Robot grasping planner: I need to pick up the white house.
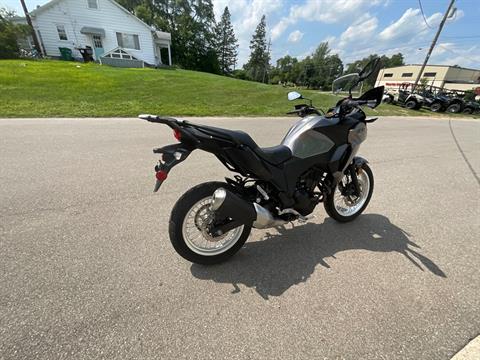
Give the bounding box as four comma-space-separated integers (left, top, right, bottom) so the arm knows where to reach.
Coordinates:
29, 0, 171, 66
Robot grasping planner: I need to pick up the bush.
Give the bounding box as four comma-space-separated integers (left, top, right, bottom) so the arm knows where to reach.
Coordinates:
232, 69, 247, 80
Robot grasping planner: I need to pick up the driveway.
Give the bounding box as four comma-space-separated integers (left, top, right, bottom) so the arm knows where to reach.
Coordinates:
1, 116, 479, 359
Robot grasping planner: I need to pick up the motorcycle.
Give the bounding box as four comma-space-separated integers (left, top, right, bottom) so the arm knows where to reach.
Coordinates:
141, 58, 384, 265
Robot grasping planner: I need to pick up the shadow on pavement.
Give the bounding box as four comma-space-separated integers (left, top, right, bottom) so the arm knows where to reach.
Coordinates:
190, 214, 446, 299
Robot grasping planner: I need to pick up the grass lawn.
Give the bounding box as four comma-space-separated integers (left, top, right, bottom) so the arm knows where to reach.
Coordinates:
0, 60, 476, 118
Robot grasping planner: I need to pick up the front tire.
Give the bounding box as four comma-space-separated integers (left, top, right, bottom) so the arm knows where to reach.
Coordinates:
405, 100, 417, 109
169, 182, 252, 265
324, 163, 374, 223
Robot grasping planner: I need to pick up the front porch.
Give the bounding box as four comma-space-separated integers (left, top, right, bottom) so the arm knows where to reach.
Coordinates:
154, 30, 172, 66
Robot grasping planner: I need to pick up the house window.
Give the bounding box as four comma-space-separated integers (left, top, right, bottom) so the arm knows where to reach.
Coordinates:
56, 25, 68, 40
103, 48, 139, 60
423, 72, 437, 77
87, 0, 98, 9
93, 35, 103, 49
401, 72, 413, 77
383, 73, 393, 78
116, 32, 140, 50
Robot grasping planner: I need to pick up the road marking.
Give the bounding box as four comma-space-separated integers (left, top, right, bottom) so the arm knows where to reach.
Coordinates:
449, 119, 480, 186
451, 336, 480, 360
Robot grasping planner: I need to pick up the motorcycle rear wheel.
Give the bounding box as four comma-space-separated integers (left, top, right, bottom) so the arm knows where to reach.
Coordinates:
169, 182, 252, 265
324, 163, 374, 223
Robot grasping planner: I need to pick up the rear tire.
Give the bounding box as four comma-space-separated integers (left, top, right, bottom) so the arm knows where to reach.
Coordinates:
463, 107, 473, 114
324, 163, 374, 223
169, 182, 252, 265
446, 103, 462, 113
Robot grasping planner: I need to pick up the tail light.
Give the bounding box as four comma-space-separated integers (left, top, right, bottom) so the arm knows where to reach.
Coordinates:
173, 129, 182, 141
156, 170, 168, 181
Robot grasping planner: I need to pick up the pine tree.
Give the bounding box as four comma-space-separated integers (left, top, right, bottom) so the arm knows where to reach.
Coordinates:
244, 15, 270, 83
214, 7, 238, 75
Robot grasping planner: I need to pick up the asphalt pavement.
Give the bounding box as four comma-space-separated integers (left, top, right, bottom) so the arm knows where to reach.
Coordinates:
1, 116, 479, 359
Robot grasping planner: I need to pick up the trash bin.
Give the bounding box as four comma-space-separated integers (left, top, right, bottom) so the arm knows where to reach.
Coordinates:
59, 47, 74, 61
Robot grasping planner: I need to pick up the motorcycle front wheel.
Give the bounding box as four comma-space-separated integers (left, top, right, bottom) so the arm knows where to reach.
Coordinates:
169, 182, 252, 265
324, 163, 374, 223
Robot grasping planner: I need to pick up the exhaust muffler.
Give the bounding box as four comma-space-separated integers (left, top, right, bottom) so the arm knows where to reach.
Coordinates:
211, 188, 286, 230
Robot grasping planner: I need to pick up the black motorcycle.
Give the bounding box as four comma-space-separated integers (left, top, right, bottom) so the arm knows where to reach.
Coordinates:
141, 58, 384, 264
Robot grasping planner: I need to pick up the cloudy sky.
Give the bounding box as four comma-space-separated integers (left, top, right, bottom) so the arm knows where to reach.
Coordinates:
2, 0, 479, 68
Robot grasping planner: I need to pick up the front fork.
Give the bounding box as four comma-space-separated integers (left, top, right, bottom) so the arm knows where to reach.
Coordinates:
341, 157, 369, 197
349, 165, 361, 197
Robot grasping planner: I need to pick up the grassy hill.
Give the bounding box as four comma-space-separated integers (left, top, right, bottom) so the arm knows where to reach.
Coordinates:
0, 60, 463, 118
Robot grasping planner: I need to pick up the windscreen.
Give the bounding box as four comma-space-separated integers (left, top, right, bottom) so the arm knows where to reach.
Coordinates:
332, 73, 362, 97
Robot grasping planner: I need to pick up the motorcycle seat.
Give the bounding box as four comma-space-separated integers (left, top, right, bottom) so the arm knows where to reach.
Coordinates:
255, 145, 292, 165
192, 124, 292, 165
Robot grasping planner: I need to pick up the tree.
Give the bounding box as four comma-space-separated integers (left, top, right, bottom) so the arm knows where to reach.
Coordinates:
271, 55, 299, 84
0, 8, 29, 59
214, 7, 238, 75
273, 42, 343, 90
117, 0, 219, 73
244, 15, 270, 83
346, 53, 405, 90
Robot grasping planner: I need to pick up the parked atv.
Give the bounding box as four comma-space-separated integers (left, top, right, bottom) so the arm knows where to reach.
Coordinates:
383, 84, 424, 110
421, 91, 448, 112
444, 93, 466, 114
462, 100, 480, 114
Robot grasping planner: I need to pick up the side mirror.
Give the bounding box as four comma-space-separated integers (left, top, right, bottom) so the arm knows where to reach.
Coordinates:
288, 91, 303, 101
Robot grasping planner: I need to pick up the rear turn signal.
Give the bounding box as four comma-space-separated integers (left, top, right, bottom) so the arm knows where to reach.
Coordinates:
173, 129, 182, 141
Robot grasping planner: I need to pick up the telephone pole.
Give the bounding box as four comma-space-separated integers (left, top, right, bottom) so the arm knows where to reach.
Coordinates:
19, 0, 43, 55
412, 0, 456, 91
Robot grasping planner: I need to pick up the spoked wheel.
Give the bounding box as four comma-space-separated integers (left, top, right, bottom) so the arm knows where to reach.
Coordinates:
324, 163, 374, 222
169, 182, 251, 265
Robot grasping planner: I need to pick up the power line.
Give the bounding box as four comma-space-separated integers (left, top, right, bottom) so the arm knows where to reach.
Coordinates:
441, 35, 480, 39
418, 0, 433, 29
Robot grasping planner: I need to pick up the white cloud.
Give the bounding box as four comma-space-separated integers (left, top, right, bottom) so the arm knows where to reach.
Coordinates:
430, 43, 480, 68
271, 18, 293, 40
379, 8, 442, 42
271, 0, 382, 40
287, 30, 304, 43
334, 6, 468, 65
338, 14, 378, 48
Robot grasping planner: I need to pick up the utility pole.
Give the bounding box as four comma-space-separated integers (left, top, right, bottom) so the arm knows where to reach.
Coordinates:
262, 38, 271, 83
19, 0, 43, 56
412, 0, 455, 91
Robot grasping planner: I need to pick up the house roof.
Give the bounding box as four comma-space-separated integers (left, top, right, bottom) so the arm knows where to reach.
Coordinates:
384, 64, 480, 73
30, 0, 158, 33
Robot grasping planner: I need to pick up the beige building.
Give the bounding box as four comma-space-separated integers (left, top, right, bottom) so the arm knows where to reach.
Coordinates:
375, 64, 480, 93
